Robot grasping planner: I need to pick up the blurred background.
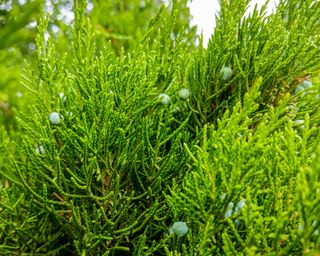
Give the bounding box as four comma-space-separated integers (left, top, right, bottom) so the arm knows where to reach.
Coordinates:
188, 0, 278, 47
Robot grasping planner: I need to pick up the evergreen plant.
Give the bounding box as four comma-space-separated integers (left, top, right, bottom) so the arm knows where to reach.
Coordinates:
0, 0, 320, 255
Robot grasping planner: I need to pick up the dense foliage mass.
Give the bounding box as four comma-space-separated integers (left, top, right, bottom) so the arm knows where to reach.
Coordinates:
0, 0, 320, 255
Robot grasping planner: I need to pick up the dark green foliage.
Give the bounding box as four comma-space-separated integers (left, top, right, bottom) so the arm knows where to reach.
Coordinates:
1, 0, 320, 255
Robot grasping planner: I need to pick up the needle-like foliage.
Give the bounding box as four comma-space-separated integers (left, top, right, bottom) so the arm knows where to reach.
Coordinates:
1, 0, 320, 255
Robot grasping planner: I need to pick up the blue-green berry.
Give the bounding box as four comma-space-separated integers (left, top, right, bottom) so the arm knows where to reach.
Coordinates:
294, 119, 304, 126
234, 219, 241, 227
35, 145, 45, 155
235, 199, 246, 213
220, 67, 233, 80
225, 202, 234, 218
158, 93, 170, 105
294, 119, 305, 129
301, 80, 312, 89
59, 92, 66, 101
295, 80, 313, 94
295, 85, 305, 94
169, 221, 188, 236
49, 112, 63, 125
178, 88, 190, 100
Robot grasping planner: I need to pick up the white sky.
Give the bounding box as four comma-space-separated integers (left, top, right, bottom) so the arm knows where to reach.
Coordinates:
189, 0, 279, 46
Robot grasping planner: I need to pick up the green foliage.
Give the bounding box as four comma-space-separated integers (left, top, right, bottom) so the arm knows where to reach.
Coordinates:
1, 0, 320, 255
187, 0, 320, 126
167, 80, 320, 254
0, 0, 41, 132
2, 0, 196, 254
89, 0, 196, 54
